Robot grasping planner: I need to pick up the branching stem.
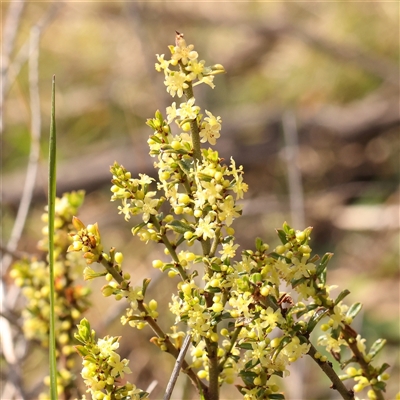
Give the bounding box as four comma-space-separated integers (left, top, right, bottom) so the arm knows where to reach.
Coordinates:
98, 256, 207, 396
341, 325, 385, 400
307, 341, 354, 400
205, 337, 219, 400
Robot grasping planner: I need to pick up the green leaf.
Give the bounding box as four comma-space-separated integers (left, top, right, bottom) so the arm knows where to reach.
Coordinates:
272, 336, 292, 362
155, 109, 164, 125
282, 222, 292, 234
177, 158, 193, 175
132, 222, 146, 235
319, 252, 333, 270
316, 253, 333, 285
156, 212, 164, 221
265, 294, 280, 310
346, 302, 362, 319
222, 235, 235, 244
291, 276, 307, 288
210, 263, 222, 272
244, 358, 260, 370
340, 356, 357, 369
330, 327, 341, 340
378, 363, 390, 375
295, 303, 318, 318
160, 144, 173, 151
334, 289, 351, 306
238, 342, 253, 350
269, 252, 292, 263
205, 286, 222, 293
142, 278, 151, 297
166, 219, 194, 234
220, 312, 231, 320
149, 134, 163, 144
372, 381, 386, 391
255, 237, 263, 251
239, 370, 258, 382
175, 234, 186, 247
307, 308, 329, 333
315, 263, 327, 278
276, 229, 288, 244
268, 394, 285, 400
161, 263, 175, 272
83, 355, 97, 364
197, 172, 213, 182
74, 345, 89, 357
368, 338, 387, 359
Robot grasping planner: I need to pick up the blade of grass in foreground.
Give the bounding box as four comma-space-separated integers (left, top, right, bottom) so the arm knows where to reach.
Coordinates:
48, 74, 58, 399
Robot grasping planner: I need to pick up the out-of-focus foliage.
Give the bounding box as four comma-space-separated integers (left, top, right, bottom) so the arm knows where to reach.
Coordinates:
1, 2, 399, 400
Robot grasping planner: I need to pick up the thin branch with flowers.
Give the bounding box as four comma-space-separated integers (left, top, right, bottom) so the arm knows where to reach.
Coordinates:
13, 31, 396, 400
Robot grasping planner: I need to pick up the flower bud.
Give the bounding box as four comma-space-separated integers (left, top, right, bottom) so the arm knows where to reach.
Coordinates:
152, 260, 164, 269
149, 299, 158, 311
115, 252, 124, 264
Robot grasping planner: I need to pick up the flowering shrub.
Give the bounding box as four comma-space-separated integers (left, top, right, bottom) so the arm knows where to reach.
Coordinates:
13, 32, 396, 400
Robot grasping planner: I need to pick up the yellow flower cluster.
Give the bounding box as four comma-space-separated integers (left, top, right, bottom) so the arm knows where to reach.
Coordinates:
75, 318, 148, 400
11, 191, 90, 398
65, 34, 393, 400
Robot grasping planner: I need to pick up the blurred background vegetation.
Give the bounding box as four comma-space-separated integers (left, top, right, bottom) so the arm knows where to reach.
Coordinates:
1, 1, 399, 399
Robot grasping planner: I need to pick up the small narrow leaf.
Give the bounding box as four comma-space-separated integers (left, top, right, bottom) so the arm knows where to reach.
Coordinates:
319, 252, 333, 270
276, 229, 288, 244
291, 276, 307, 288
330, 327, 341, 340
272, 336, 291, 362
268, 394, 285, 400
282, 222, 292, 234
316, 253, 333, 285
238, 343, 253, 350
346, 302, 363, 319
307, 308, 329, 333
372, 381, 386, 391
166, 220, 194, 234
334, 289, 351, 306
368, 338, 387, 359
269, 252, 292, 263
205, 286, 222, 293
340, 356, 357, 369
142, 278, 151, 297
378, 363, 390, 375
161, 263, 175, 272
210, 263, 222, 272
241, 369, 258, 378
149, 134, 163, 144
197, 172, 213, 182
74, 345, 89, 357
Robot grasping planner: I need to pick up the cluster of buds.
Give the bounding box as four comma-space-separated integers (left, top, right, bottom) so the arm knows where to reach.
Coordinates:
11, 191, 91, 399
68, 217, 103, 264
75, 319, 148, 400
67, 219, 160, 333
156, 31, 225, 97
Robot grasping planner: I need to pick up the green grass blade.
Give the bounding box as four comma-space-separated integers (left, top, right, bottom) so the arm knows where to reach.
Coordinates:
48, 74, 58, 399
